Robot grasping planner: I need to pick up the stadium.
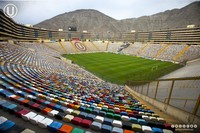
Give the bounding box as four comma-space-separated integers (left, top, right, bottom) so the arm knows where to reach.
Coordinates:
0, 1, 200, 133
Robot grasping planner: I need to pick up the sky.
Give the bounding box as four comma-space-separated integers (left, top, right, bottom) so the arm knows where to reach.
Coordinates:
0, 0, 198, 25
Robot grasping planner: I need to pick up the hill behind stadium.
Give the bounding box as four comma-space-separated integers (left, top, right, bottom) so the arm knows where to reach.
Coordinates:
35, 1, 200, 38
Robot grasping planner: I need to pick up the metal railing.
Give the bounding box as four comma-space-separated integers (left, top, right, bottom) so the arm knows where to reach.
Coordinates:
126, 77, 200, 116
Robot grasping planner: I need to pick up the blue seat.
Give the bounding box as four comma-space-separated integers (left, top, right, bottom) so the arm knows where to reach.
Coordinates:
53, 104, 61, 111
148, 110, 154, 113
60, 106, 67, 112
79, 106, 86, 111
6, 104, 17, 111
101, 124, 112, 133
120, 111, 128, 116
79, 112, 88, 119
0, 120, 15, 132
0, 100, 6, 108
129, 117, 138, 124
99, 111, 106, 117
2, 102, 11, 110
92, 109, 100, 115
47, 121, 63, 132
5, 124, 25, 133
103, 117, 113, 126
86, 114, 96, 121
152, 127, 163, 133
122, 121, 132, 130
112, 127, 123, 133
138, 118, 147, 125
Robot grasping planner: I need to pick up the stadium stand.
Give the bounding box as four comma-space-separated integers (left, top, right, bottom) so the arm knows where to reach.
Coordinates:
0, 42, 178, 133
0, 9, 200, 132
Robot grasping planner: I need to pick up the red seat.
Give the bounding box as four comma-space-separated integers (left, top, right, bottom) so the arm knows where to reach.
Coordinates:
128, 112, 135, 117
48, 102, 55, 108
114, 109, 120, 114
30, 103, 40, 110
80, 119, 92, 128
15, 109, 30, 117
38, 99, 45, 104
71, 117, 82, 125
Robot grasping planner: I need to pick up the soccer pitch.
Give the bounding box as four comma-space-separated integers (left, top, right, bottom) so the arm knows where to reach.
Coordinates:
63, 52, 182, 85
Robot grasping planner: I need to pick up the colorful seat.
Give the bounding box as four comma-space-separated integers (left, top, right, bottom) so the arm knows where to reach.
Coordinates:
58, 124, 73, 133
48, 121, 63, 132
91, 121, 102, 131
112, 127, 124, 133
101, 124, 112, 133
38, 118, 53, 128
80, 119, 92, 128
30, 115, 45, 124
112, 120, 122, 128
71, 128, 84, 133
22, 112, 37, 121
71, 117, 82, 125
63, 114, 74, 122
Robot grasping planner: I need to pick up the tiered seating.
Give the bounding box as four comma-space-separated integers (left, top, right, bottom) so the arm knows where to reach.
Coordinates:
92, 41, 107, 51
107, 42, 123, 52
0, 42, 175, 132
138, 44, 165, 58
0, 115, 35, 133
176, 45, 200, 62
121, 43, 200, 62
122, 43, 146, 56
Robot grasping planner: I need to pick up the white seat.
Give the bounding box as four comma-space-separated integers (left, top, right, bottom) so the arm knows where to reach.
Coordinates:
94, 115, 104, 123
112, 120, 122, 128
142, 125, 152, 133
30, 115, 45, 124
121, 115, 129, 121
48, 110, 59, 117
142, 115, 150, 121
163, 129, 173, 133
64, 108, 73, 114
22, 112, 37, 121
96, 106, 102, 110
0, 116, 7, 124
38, 118, 53, 128
21, 129, 36, 133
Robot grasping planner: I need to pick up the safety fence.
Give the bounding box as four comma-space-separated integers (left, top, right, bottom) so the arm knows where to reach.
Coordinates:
126, 77, 200, 116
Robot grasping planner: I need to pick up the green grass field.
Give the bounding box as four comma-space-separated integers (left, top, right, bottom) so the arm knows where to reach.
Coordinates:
63, 52, 182, 85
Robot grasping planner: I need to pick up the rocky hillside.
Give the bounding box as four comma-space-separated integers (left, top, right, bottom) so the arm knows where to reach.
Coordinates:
35, 1, 200, 37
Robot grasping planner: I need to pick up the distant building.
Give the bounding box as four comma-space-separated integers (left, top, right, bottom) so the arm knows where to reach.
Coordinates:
24, 24, 33, 27
187, 25, 195, 28
68, 26, 77, 31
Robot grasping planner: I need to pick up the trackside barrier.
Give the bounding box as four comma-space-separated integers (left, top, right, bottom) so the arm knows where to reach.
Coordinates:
126, 77, 200, 118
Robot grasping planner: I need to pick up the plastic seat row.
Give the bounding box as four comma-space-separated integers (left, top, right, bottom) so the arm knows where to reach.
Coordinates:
0, 99, 87, 133
0, 116, 36, 133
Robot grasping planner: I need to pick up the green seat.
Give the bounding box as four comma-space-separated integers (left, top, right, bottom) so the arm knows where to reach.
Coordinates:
85, 108, 93, 113
71, 128, 84, 133
106, 112, 114, 118
114, 114, 121, 120
108, 109, 114, 113
102, 107, 108, 112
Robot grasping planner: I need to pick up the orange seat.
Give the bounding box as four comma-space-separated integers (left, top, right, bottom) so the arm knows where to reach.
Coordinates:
58, 124, 73, 133
124, 129, 135, 133
21, 99, 29, 105
42, 107, 52, 114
